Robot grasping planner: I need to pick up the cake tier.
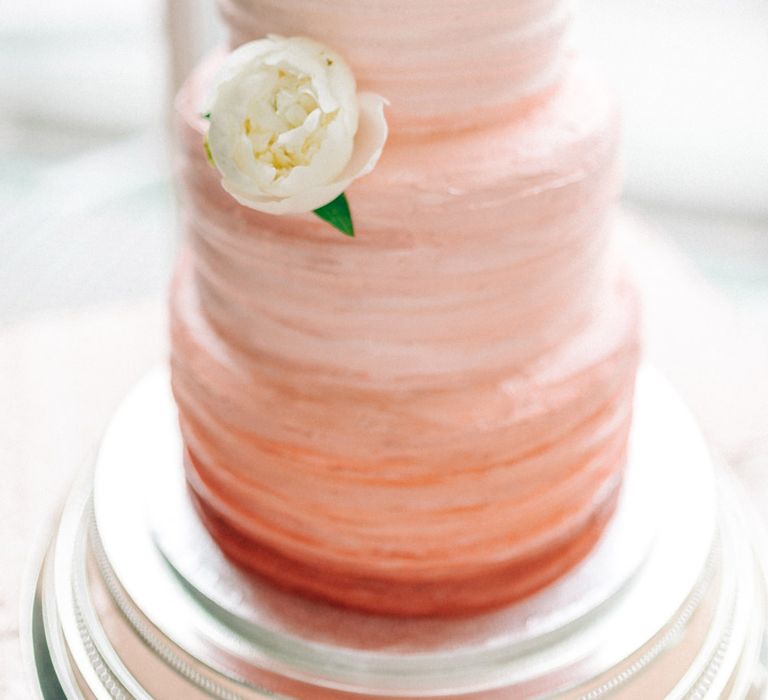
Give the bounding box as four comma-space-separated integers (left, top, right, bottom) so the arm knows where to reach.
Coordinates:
218, 0, 570, 130
170, 51, 640, 615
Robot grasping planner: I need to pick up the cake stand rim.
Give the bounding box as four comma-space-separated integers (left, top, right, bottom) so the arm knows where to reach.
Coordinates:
83, 363, 718, 692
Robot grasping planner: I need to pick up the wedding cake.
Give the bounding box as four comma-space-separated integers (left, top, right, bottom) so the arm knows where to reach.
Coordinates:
169, 0, 640, 616
27, 2, 768, 698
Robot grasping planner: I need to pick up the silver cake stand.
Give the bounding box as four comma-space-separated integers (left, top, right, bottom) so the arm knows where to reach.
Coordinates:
23, 368, 768, 699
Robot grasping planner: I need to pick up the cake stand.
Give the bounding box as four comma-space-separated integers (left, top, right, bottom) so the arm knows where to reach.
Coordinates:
23, 367, 768, 699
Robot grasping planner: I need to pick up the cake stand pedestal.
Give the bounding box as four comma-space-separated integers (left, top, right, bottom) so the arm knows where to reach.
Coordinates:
25, 368, 768, 698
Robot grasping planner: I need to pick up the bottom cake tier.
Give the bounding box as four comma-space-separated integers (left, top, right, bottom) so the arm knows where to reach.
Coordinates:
24, 367, 768, 699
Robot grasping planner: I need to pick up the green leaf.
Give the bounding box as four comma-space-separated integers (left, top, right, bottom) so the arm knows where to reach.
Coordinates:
203, 134, 215, 167
201, 112, 211, 120
313, 193, 355, 237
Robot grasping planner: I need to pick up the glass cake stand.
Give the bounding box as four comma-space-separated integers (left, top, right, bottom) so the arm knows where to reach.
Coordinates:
23, 367, 768, 699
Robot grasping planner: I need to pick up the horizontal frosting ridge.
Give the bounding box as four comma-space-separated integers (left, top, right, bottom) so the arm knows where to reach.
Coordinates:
217, 0, 572, 130
169, 23, 641, 614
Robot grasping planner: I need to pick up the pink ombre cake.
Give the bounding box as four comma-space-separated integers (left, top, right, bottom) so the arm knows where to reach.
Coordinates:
169, 0, 640, 616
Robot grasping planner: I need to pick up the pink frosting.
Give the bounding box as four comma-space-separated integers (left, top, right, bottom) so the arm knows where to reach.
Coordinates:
218, 0, 570, 131
169, 17, 640, 615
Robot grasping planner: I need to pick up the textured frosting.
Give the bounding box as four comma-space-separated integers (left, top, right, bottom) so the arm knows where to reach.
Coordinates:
170, 6, 640, 616
218, 0, 571, 131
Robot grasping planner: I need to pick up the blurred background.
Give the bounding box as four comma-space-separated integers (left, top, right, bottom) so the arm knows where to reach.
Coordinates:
0, 2, 766, 696
1, 0, 766, 323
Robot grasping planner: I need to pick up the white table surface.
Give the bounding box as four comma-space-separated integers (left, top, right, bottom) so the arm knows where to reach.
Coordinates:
1, 225, 767, 698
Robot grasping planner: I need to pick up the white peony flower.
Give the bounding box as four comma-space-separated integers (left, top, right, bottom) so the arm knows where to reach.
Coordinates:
204, 35, 388, 219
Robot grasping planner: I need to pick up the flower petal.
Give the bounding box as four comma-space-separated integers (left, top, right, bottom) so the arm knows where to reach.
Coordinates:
204, 36, 389, 217
339, 91, 389, 181
268, 114, 356, 197
222, 178, 348, 215
221, 90, 389, 215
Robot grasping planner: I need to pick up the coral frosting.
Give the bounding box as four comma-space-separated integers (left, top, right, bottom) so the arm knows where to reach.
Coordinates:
170, 0, 640, 615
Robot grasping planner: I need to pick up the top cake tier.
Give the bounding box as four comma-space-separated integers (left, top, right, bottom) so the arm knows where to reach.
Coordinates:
217, 0, 571, 129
